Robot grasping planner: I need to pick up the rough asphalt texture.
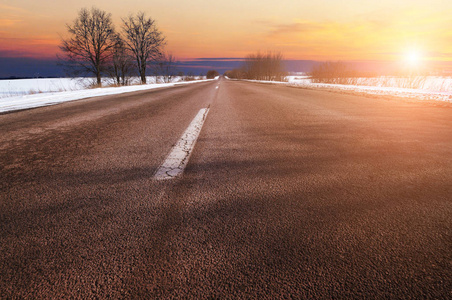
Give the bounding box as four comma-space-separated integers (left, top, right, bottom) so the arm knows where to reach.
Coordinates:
1, 78, 451, 298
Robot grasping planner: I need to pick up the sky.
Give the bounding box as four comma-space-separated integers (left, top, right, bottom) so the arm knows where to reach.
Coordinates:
1, 0, 451, 76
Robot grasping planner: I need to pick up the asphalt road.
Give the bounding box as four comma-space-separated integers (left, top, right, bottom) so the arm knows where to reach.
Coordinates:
1, 78, 451, 298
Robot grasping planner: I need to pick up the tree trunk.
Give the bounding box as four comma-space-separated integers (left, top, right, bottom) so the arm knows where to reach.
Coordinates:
140, 62, 147, 84
97, 72, 102, 87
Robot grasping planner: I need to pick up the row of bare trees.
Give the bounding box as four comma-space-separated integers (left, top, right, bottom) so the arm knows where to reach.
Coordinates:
225, 51, 287, 81
242, 52, 287, 81
59, 7, 173, 87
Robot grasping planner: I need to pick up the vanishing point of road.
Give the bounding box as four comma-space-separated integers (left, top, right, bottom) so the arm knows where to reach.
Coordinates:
1, 78, 451, 298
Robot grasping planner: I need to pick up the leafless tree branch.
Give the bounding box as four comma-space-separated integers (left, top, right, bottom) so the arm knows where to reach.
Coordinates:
122, 12, 166, 84
59, 7, 116, 87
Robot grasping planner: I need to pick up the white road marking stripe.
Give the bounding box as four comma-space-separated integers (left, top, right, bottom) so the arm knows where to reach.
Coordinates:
154, 108, 210, 180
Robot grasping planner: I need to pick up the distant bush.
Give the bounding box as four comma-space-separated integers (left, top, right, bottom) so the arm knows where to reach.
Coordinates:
225, 51, 287, 81
242, 51, 287, 81
206, 70, 219, 79
224, 69, 245, 79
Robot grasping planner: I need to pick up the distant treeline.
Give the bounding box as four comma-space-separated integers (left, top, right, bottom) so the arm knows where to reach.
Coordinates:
225, 51, 288, 81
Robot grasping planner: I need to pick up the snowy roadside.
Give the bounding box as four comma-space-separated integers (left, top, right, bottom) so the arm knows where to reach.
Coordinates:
243, 78, 452, 103
0, 79, 215, 113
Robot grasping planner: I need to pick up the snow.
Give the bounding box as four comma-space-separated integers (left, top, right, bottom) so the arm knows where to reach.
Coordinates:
0, 78, 89, 98
0, 76, 207, 98
0, 77, 215, 113
247, 76, 452, 103
2, 74, 450, 114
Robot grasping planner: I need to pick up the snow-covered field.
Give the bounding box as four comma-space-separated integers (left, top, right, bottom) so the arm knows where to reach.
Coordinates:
0, 78, 88, 98
0, 76, 213, 113
250, 76, 452, 102
0, 76, 205, 98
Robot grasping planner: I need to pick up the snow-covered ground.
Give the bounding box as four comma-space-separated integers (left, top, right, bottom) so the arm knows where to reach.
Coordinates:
249, 76, 452, 102
287, 75, 452, 91
0, 77, 214, 113
0, 78, 88, 98
2, 74, 450, 114
0, 76, 205, 98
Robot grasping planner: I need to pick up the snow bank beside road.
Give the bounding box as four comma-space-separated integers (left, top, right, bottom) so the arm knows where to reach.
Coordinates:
246, 76, 452, 103
0, 78, 88, 98
0, 79, 215, 113
0, 76, 209, 98
293, 82, 452, 102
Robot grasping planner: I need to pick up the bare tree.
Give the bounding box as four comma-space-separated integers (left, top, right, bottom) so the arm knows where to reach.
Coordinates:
242, 51, 287, 81
122, 12, 166, 84
59, 7, 116, 87
108, 35, 133, 85
155, 52, 177, 83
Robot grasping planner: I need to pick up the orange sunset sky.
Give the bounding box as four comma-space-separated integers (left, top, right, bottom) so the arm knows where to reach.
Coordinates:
1, 0, 451, 62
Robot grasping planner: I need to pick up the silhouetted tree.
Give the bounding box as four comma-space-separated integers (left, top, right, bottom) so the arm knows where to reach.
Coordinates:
107, 35, 133, 85
59, 7, 116, 87
122, 12, 166, 84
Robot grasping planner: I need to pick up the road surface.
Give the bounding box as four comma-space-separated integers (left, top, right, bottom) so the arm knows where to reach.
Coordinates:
1, 78, 451, 298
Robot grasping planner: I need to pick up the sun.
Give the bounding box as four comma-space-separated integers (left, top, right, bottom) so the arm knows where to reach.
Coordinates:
404, 49, 422, 67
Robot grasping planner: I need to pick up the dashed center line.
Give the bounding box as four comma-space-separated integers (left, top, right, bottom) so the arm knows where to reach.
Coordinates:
154, 108, 210, 180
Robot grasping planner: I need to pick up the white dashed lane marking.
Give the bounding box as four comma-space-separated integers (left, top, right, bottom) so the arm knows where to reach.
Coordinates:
154, 108, 210, 180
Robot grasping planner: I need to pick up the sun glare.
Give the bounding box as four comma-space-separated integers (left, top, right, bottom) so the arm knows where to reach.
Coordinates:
404, 49, 422, 66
